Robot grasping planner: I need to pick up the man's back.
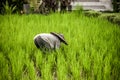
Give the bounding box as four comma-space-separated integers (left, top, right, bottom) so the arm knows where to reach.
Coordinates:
34, 33, 60, 50
34, 32, 68, 52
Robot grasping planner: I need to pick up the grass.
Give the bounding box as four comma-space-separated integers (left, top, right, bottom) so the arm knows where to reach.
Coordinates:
0, 12, 120, 80
83, 10, 120, 25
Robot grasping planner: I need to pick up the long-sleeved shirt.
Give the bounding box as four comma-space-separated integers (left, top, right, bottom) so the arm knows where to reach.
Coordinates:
34, 33, 61, 50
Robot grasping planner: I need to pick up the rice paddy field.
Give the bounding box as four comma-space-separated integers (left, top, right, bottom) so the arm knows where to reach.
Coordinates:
0, 12, 120, 80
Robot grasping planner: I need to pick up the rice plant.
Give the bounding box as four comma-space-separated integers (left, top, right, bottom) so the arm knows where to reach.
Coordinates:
0, 12, 120, 80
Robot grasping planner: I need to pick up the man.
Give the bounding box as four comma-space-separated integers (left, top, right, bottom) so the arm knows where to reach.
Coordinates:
34, 32, 68, 52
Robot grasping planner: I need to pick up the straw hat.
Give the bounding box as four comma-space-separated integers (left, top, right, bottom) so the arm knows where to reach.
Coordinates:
50, 32, 68, 45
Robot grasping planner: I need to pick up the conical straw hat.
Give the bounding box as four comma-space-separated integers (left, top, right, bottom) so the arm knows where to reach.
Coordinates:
50, 32, 68, 45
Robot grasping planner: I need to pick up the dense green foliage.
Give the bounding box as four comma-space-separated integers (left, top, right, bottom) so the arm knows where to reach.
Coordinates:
83, 10, 120, 25
0, 0, 24, 14
0, 12, 120, 80
112, 0, 120, 12
99, 13, 120, 25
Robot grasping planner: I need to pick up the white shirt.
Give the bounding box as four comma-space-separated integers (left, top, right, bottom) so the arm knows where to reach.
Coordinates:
34, 33, 61, 49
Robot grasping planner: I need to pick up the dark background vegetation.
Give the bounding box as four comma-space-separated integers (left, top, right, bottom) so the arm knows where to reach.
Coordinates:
112, 0, 120, 12
0, 0, 120, 14
0, 0, 25, 14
